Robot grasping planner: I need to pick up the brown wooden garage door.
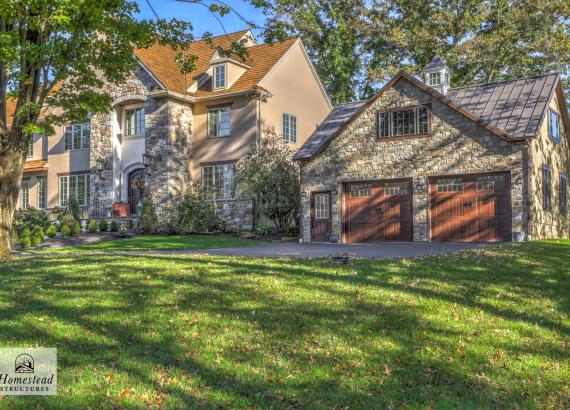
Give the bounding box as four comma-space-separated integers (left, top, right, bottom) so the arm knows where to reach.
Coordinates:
429, 172, 511, 242
344, 179, 413, 243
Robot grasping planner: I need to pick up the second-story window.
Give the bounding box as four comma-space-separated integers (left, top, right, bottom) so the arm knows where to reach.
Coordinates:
125, 106, 145, 137
213, 64, 226, 89
549, 109, 561, 143
378, 106, 430, 138
283, 114, 297, 143
208, 107, 231, 138
64, 123, 90, 150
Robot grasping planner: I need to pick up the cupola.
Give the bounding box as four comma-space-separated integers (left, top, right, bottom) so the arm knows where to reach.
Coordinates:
424, 55, 451, 95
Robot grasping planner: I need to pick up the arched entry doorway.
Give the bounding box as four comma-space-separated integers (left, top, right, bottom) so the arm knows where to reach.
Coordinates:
127, 168, 145, 215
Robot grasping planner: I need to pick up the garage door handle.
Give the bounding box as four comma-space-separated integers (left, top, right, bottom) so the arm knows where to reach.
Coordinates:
464, 201, 473, 209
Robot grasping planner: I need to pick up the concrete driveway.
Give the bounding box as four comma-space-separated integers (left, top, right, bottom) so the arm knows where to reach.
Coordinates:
174, 241, 493, 259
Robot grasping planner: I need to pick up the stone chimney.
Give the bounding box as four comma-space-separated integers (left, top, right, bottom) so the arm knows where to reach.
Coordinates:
424, 55, 451, 95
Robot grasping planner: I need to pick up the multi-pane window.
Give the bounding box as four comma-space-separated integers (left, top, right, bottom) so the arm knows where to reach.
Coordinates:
543, 166, 552, 211
350, 183, 372, 197
315, 193, 330, 219
59, 174, 90, 206
549, 109, 560, 143
283, 114, 297, 143
213, 64, 226, 89
27, 138, 34, 158
560, 173, 567, 215
477, 174, 506, 192
437, 178, 463, 192
125, 107, 145, 137
378, 106, 429, 138
20, 180, 29, 210
208, 107, 231, 137
385, 181, 409, 196
64, 123, 90, 150
37, 177, 47, 209
202, 164, 235, 199
428, 72, 442, 86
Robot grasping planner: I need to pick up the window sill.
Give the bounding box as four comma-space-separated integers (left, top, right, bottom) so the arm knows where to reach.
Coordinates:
208, 135, 231, 139
65, 148, 90, 152
377, 133, 431, 142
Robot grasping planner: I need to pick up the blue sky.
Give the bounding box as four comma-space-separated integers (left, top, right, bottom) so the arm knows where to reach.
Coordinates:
136, 0, 267, 40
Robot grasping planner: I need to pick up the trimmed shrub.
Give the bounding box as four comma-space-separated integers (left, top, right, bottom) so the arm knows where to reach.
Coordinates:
159, 204, 181, 235
19, 225, 31, 239
98, 219, 109, 232
31, 225, 45, 241
87, 220, 98, 233
11, 229, 20, 247
178, 183, 221, 233
46, 225, 57, 239
21, 234, 31, 248
138, 195, 158, 234
72, 221, 82, 235
31, 233, 42, 247
110, 220, 120, 233
61, 225, 71, 237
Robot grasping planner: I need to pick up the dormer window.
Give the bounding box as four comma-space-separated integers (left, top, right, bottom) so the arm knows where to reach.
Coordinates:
213, 64, 226, 90
428, 72, 442, 86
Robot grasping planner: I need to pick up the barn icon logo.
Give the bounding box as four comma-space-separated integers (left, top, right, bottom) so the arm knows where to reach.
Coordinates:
14, 354, 34, 373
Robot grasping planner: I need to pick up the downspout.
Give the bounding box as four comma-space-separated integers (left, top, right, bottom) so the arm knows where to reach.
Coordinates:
526, 139, 534, 240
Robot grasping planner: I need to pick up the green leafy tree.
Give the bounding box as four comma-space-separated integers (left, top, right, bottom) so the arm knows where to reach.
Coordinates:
236, 133, 300, 234
178, 183, 221, 233
365, 0, 570, 94
263, 0, 367, 104
0, 0, 263, 260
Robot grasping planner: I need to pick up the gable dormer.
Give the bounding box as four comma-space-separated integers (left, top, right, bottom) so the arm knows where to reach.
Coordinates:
208, 51, 251, 92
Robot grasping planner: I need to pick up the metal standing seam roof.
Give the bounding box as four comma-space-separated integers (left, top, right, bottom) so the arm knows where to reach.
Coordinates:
446, 73, 560, 139
293, 101, 366, 160
295, 72, 563, 160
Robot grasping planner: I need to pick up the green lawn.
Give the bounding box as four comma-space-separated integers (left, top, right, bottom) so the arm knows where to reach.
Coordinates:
25, 234, 266, 254
1, 241, 568, 409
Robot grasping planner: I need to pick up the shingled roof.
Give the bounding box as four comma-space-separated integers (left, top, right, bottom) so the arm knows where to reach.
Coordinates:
295, 71, 567, 160
135, 31, 299, 99
293, 101, 366, 160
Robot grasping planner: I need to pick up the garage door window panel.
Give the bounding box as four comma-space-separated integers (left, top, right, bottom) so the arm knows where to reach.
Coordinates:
351, 183, 372, 197
437, 178, 463, 192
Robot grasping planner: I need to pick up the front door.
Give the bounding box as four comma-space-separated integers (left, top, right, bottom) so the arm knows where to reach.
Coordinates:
128, 168, 146, 215
344, 179, 413, 243
311, 192, 332, 242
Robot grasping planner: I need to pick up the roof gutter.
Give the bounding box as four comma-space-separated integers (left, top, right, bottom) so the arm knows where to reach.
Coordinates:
148, 88, 269, 104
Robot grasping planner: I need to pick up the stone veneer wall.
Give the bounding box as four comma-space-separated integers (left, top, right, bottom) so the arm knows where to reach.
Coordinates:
300, 78, 529, 242
529, 93, 570, 239
90, 65, 193, 214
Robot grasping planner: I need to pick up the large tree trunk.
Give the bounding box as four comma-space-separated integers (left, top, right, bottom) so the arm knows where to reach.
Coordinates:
0, 148, 25, 260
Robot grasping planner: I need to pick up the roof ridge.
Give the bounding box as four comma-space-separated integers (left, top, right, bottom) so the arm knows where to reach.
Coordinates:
334, 100, 368, 108
450, 72, 558, 91
246, 36, 298, 50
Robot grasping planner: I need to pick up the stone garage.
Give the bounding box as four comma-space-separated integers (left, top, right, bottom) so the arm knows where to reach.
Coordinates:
294, 57, 570, 243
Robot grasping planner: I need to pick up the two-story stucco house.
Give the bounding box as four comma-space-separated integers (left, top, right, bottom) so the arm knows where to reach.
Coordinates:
15, 30, 332, 227
295, 56, 570, 243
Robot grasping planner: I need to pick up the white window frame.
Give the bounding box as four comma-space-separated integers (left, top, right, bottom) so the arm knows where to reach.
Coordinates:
283, 113, 297, 143
37, 177, 48, 209
124, 105, 145, 137
20, 180, 30, 210
64, 123, 91, 151
213, 64, 227, 90
428, 72, 442, 86
549, 109, 561, 143
202, 164, 236, 200
315, 193, 330, 220
27, 137, 34, 158
208, 106, 231, 138
58, 174, 91, 207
